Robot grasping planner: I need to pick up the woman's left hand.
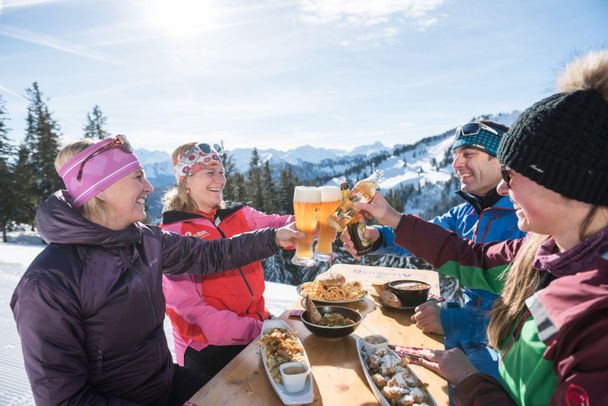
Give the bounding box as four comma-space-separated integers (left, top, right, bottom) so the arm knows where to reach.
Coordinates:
275, 222, 304, 249
411, 348, 478, 385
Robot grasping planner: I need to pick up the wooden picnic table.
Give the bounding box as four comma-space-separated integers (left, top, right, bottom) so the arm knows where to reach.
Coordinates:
188, 264, 449, 405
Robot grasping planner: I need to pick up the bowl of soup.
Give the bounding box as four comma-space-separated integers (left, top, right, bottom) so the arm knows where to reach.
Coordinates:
387, 280, 430, 307
301, 306, 362, 338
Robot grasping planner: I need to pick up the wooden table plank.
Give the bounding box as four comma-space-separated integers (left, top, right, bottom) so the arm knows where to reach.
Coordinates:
188, 264, 449, 405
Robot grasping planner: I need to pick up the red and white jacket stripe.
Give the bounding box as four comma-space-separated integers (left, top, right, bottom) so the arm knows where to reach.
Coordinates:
161, 204, 293, 365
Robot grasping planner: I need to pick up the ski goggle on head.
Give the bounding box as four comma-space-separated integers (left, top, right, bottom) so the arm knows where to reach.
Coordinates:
174, 142, 224, 183
452, 122, 506, 157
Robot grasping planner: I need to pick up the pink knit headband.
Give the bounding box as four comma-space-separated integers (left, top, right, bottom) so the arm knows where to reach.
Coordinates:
58, 136, 143, 207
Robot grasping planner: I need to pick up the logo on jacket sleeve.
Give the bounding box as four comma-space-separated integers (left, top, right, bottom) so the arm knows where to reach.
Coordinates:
185, 230, 210, 238
565, 384, 589, 406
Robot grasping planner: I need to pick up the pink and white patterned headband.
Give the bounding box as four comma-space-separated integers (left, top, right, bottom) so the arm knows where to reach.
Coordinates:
173, 142, 223, 183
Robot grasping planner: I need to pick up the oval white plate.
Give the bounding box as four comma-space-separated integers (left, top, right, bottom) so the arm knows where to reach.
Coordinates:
355, 337, 437, 406
260, 319, 314, 405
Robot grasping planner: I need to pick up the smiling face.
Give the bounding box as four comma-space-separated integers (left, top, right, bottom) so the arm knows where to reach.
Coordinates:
452, 147, 502, 197
185, 165, 226, 213
96, 169, 154, 230
497, 168, 599, 249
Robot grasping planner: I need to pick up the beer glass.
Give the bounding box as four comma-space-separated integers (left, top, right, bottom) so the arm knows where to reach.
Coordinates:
292, 186, 321, 266
314, 186, 341, 261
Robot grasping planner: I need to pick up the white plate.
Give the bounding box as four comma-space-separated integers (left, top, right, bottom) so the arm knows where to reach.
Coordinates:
260, 319, 314, 405
355, 337, 437, 406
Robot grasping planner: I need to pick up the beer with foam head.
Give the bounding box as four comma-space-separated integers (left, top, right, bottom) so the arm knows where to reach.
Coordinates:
314, 186, 341, 261
292, 186, 321, 266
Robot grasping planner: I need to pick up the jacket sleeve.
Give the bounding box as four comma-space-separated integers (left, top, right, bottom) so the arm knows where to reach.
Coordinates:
371, 210, 455, 256
11, 270, 141, 406
547, 304, 608, 405
241, 206, 294, 228
393, 214, 522, 294
162, 275, 261, 347
453, 373, 517, 405
159, 227, 279, 275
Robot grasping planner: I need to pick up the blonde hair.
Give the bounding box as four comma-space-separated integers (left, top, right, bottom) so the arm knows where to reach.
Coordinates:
487, 207, 601, 348
162, 142, 199, 213
54, 139, 110, 225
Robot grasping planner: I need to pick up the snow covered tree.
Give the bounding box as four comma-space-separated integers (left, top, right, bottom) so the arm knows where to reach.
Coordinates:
83, 105, 110, 139
24, 82, 63, 204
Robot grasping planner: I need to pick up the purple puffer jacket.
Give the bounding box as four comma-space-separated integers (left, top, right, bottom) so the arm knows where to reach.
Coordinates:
11, 191, 280, 405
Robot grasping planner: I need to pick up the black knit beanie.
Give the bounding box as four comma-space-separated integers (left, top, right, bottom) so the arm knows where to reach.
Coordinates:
498, 73, 608, 206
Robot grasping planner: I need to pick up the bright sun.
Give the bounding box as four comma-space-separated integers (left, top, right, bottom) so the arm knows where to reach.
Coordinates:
142, 0, 220, 37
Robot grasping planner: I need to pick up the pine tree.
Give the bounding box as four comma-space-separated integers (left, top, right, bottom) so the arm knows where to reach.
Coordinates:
25, 82, 63, 205
11, 143, 37, 229
260, 160, 276, 213
246, 148, 264, 210
220, 142, 239, 202
83, 105, 110, 139
0, 96, 15, 241
277, 165, 298, 214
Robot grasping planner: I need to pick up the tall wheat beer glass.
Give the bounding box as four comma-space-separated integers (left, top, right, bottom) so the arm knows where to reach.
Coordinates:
314, 186, 341, 261
292, 186, 321, 266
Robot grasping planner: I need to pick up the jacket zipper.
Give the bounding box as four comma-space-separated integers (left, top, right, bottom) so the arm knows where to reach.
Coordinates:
213, 221, 260, 320
120, 248, 159, 326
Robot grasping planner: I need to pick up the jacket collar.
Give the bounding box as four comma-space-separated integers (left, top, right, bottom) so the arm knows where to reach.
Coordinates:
36, 190, 143, 247
161, 202, 246, 226
534, 227, 608, 277
457, 187, 507, 214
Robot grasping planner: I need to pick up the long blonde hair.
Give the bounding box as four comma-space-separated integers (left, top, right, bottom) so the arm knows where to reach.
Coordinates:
487, 207, 600, 348
54, 139, 110, 225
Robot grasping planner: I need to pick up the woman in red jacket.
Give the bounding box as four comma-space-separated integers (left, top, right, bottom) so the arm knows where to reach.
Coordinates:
161, 142, 293, 377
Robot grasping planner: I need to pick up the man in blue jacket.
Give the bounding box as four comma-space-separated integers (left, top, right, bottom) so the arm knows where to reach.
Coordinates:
343, 120, 525, 382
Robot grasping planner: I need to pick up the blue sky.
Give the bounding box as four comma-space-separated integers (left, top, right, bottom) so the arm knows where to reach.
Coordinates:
0, 0, 606, 153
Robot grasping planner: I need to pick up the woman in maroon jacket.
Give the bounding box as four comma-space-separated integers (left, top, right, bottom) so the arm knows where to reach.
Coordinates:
349, 50, 608, 405
11, 136, 300, 405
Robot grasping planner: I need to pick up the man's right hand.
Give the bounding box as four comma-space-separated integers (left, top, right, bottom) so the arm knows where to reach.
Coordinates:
339, 226, 380, 260
411, 300, 444, 335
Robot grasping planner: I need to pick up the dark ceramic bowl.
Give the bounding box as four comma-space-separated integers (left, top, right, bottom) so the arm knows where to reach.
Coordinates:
387, 280, 430, 307
301, 306, 361, 338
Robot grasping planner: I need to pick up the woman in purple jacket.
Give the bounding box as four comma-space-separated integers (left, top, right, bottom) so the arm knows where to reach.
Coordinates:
10, 136, 300, 406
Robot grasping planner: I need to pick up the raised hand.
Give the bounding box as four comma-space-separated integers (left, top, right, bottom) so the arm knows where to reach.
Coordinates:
354, 192, 402, 228
339, 226, 380, 259
275, 222, 304, 249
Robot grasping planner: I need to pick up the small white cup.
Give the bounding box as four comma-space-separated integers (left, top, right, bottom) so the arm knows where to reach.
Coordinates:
279, 361, 309, 393
362, 334, 389, 354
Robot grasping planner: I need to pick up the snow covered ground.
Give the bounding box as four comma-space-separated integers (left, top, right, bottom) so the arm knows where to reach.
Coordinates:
0, 239, 297, 405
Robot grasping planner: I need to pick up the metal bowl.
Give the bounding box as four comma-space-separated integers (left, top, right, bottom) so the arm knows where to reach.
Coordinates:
387, 279, 430, 307
301, 306, 362, 338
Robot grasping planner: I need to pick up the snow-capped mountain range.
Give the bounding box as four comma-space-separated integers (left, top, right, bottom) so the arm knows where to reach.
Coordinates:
140, 111, 520, 220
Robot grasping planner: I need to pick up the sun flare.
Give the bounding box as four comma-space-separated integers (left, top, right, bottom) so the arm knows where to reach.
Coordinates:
141, 0, 220, 37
